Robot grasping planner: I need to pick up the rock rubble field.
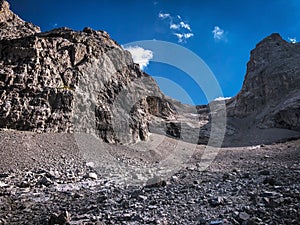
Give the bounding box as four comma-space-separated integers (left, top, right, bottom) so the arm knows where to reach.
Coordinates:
0, 131, 299, 224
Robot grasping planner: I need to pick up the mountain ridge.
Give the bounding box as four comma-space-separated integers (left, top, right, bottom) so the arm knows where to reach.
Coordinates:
0, 0, 176, 144
0, 0, 299, 146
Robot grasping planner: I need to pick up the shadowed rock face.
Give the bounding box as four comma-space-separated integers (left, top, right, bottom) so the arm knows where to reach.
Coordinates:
227, 33, 300, 131
0, 1, 176, 144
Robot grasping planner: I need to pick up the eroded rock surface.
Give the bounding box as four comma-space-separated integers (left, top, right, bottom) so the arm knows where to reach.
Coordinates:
0, 0, 40, 40
0, 1, 176, 144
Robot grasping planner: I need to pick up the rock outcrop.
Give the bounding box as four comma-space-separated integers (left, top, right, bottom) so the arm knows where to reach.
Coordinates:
0, 0, 40, 40
227, 33, 300, 131
0, 1, 176, 144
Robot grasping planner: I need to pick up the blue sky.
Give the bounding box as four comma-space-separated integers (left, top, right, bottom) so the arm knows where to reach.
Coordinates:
9, 0, 300, 105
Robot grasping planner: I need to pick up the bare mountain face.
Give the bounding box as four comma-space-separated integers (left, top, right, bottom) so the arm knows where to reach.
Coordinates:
0, 0, 40, 40
0, 0, 176, 144
0, 0, 299, 146
227, 33, 300, 131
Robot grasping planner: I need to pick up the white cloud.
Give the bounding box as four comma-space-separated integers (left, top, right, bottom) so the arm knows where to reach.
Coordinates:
288, 37, 297, 44
124, 46, 153, 70
170, 23, 180, 30
180, 21, 191, 31
184, 33, 194, 38
174, 33, 184, 42
173, 33, 194, 43
51, 23, 58, 28
212, 26, 225, 41
158, 13, 170, 19
214, 96, 231, 101
158, 12, 194, 43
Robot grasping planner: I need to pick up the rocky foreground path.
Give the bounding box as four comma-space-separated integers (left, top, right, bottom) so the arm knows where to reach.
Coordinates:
0, 131, 299, 225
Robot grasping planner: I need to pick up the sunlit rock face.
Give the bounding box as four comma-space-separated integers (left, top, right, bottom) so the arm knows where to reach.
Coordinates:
0, 1, 176, 144
0, 0, 40, 40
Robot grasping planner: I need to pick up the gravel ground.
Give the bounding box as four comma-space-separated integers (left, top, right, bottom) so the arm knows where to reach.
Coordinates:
0, 130, 299, 224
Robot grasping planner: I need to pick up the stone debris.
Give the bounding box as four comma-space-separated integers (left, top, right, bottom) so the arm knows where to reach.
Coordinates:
0, 139, 299, 224
48, 211, 71, 225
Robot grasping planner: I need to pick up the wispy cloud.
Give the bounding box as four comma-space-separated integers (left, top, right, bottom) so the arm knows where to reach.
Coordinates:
124, 46, 153, 70
158, 13, 171, 19
170, 23, 180, 30
158, 12, 194, 43
288, 37, 297, 44
212, 26, 226, 41
179, 21, 191, 31
174, 33, 194, 43
50, 23, 58, 28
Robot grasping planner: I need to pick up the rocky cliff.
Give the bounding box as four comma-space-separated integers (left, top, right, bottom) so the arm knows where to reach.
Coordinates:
0, 0, 299, 147
227, 33, 300, 131
0, 0, 176, 144
0, 0, 40, 40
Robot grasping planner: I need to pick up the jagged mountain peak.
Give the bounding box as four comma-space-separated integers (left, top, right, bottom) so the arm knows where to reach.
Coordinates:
0, 0, 13, 22
253, 33, 297, 52
0, 0, 40, 40
0, 0, 9, 12
259, 33, 285, 44
0, 6, 176, 144
247, 33, 292, 72
228, 32, 300, 131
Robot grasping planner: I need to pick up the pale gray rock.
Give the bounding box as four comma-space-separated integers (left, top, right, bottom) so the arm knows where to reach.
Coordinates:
87, 172, 97, 180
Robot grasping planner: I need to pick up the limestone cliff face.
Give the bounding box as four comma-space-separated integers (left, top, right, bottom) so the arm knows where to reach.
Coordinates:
228, 33, 300, 131
0, 1, 176, 144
